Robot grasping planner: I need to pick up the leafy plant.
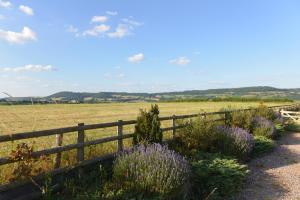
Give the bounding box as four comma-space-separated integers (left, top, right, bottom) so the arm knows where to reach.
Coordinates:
109, 143, 191, 199
191, 153, 248, 200
133, 104, 162, 144
251, 136, 275, 158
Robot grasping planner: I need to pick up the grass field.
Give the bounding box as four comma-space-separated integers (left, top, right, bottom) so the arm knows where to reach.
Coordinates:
0, 102, 289, 134
0, 102, 293, 184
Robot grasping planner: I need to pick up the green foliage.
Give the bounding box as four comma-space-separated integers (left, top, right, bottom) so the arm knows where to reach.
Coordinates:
284, 123, 300, 132
230, 110, 254, 131
251, 136, 275, 158
190, 153, 248, 200
133, 104, 163, 144
254, 104, 277, 121
176, 116, 219, 153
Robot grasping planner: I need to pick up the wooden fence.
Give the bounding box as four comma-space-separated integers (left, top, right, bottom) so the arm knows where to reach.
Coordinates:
0, 104, 297, 171
0, 103, 298, 200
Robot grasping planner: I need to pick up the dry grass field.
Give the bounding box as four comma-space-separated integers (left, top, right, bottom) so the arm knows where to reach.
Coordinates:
0, 102, 291, 184
0, 102, 288, 134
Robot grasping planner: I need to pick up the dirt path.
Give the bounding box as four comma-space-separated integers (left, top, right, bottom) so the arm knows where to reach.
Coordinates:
235, 132, 300, 200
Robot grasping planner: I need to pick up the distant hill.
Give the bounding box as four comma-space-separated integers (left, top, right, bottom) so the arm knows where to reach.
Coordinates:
1, 86, 300, 104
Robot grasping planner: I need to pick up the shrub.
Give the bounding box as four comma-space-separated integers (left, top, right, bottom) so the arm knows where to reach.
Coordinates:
110, 143, 190, 199
274, 111, 284, 125
214, 126, 254, 159
230, 110, 254, 131
176, 116, 219, 153
253, 104, 278, 122
251, 136, 275, 157
191, 153, 248, 200
133, 104, 162, 144
252, 117, 276, 138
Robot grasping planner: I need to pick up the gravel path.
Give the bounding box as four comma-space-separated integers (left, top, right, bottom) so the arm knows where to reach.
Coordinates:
235, 132, 300, 200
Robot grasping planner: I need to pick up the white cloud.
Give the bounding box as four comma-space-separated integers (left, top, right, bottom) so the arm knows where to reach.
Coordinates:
106, 11, 118, 16
0, 14, 4, 20
0, 26, 37, 44
169, 57, 191, 66
128, 53, 144, 63
122, 18, 143, 26
19, 5, 34, 16
0, 0, 12, 8
107, 17, 142, 39
107, 24, 130, 38
83, 24, 110, 36
66, 25, 78, 33
1, 64, 56, 73
91, 16, 108, 23
194, 51, 201, 55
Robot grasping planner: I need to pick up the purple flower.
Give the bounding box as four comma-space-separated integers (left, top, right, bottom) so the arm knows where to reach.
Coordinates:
215, 126, 254, 159
113, 143, 190, 196
253, 116, 276, 138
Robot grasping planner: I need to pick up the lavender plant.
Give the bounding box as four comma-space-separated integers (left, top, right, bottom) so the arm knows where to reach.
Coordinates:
252, 116, 276, 138
214, 126, 254, 159
112, 143, 191, 198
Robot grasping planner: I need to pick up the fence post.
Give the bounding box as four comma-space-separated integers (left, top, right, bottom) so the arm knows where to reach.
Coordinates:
172, 115, 176, 139
117, 120, 123, 152
224, 112, 230, 126
77, 123, 85, 162
54, 133, 63, 168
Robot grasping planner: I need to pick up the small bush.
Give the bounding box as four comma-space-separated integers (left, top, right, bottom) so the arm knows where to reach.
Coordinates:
231, 110, 254, 131
133, 104, 162, 144
191, 153, 248, 200
253, 117, 276, 138
254, 104, 277, 122
110, 143, 190, 199
176, 116, 218, 153
214, 126, 254, 159
251, 136, 275, 157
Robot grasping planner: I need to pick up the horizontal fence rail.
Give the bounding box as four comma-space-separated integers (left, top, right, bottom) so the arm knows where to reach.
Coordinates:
0, 104, 297, 169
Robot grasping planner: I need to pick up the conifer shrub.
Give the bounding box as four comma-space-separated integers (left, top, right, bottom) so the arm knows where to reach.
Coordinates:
133, 104, 162, 144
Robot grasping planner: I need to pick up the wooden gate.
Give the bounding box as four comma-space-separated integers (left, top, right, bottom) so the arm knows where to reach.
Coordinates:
280, 110, 300, 122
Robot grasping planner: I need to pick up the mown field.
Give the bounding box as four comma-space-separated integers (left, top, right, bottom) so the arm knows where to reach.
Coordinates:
0, 102, 290, 134
0, 102, 293, 185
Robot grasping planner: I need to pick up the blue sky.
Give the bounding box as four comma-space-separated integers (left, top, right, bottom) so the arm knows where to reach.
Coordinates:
0, 0, 300, 97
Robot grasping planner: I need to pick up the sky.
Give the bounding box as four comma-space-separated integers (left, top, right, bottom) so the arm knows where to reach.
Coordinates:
0, 0, 300, 97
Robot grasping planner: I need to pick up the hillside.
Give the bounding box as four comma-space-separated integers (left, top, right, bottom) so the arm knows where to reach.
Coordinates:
1, 86, 299, 103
